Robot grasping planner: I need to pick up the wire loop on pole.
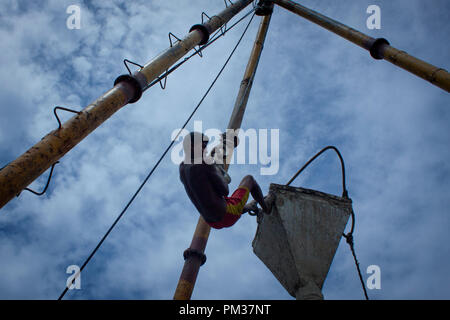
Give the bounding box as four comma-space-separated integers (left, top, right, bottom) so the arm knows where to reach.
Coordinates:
53, 106, 82, 130
19, 162, 59, 197
224, 0, 234, 8
123, 59, 144, 75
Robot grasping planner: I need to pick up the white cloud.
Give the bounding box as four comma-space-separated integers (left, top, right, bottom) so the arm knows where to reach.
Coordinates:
0, 0, 449, 300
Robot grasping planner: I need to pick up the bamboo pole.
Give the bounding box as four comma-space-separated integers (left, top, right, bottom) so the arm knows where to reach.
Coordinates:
0, 0, 253, 210
173, 13, 272, 300
274, 0, 450, 92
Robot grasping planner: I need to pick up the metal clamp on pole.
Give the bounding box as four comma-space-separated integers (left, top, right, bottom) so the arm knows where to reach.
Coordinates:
189, 24, 210, 45
183, 248, 207, 266
113, 74, 143, 104
255, 0, 274, 16
114, 59, 146, 103
368, 38, 390, 60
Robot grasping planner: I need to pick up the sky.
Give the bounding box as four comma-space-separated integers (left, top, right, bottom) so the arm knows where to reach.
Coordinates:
0, 0, 449, 300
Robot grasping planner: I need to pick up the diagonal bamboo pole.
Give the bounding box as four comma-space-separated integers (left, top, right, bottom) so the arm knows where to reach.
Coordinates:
274, 0, 450, 93
173, 12, 272, 300
0, 0, 253, 210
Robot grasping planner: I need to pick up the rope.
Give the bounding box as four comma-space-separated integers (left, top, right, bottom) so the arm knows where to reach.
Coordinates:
58, 11, 256, 300
286, 145, 369, 300
343, 211, 369, 300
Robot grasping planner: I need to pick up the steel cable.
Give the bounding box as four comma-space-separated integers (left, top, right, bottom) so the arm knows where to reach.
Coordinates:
286, 145, 369, 300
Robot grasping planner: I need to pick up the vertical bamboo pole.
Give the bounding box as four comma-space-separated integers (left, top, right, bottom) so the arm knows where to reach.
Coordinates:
173, 13, 272, 300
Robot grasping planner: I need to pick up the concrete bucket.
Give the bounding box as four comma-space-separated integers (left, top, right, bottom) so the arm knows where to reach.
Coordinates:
252, 183, 352, 299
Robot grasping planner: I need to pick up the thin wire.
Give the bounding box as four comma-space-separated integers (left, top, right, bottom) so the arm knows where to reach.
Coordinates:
286, 145, 369, 300
343, 210, 369, 300
58, 11, 256, 300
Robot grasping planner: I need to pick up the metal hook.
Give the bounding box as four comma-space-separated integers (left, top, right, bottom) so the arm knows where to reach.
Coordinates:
159, 72, 168, 90
168, 32, 181, 47
19, 161, 60, 197
224, 0, 234, 8
53, 106, 82, 130
160, 33, 183, 90
123, 59, 144, 75
201, 12, 212, 24
193, 46, 203, 58
161, 31, 203, 90
220, 22, 228, 36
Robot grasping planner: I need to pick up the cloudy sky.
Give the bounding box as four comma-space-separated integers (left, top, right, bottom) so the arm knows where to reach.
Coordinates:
0, 0, 449, 300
